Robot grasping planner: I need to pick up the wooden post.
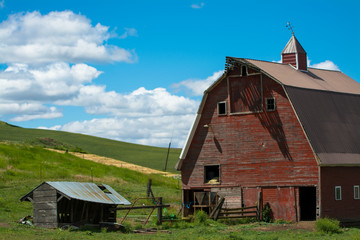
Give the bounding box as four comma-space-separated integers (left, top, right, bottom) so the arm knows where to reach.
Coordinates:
257, 191, 262, 221
157, 197, 163, 225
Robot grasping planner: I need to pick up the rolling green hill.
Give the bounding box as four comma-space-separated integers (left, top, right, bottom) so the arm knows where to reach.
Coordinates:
0, 121, 181, 173
0, 143, 181, 225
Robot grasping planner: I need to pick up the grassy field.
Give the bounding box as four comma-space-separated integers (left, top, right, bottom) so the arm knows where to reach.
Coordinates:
1, 143, 360, 239
0, 121, 181, 173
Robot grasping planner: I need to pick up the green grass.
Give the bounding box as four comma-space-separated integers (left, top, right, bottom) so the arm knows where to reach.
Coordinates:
0, 143, 181, 223
2, 142, 360, 239
0, 121, 181, 173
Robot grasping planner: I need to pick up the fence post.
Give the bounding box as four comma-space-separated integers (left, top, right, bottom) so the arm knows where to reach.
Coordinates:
157, 197, 163, 225
257, 191, 262, 221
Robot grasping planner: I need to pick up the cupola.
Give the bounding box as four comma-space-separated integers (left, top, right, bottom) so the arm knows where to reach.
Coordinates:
281, 34, 307, 71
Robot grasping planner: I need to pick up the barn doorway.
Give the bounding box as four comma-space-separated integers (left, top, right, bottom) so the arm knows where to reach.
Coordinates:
299, 187, 316, 221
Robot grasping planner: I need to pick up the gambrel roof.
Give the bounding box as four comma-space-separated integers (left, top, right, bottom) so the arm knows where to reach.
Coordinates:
176, 58, 360, 170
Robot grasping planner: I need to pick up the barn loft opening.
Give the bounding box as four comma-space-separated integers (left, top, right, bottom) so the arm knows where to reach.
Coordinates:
204, 165, 219, 184
218, 102, 226, 115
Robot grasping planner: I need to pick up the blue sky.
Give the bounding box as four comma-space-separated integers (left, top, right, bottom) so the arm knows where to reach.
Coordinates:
0, 0, 359, 147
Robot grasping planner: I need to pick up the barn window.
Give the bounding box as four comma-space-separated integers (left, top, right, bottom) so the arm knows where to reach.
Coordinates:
241, 65, 247, 76
204, 165, 220, 184
218, 102, 226, 115
354, 185, 360, 200
266, 98, 276, 111
335, 186, 341, 200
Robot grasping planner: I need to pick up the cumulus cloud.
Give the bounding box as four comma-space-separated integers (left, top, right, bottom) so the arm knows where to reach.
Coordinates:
0, 11, 137, 64
0, 62, 102, 101
0, 10, 199, 147
309, 60, 340, 71
172, 70, 223, 96
119, 28, 138, 39
0, 102, 62, 121
191, 3, 205, 9
40, 114, 196, 147
58, 86, 198, 117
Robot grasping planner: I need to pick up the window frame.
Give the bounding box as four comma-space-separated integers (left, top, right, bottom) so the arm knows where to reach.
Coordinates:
217, 101, 227, 116
241, 65, 248, 76
335, 186, 342, 201
204, 165, 220, 184
354, 185, 360, 200
266, 97, 276, 111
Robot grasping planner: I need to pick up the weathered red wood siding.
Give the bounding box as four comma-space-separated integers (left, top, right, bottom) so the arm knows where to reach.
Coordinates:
181, 66, 319, 221
320, 167, 360, 222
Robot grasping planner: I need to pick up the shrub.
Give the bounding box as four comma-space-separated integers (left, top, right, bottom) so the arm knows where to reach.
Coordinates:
262, 203, 273, 223
194, 210, 208, 224
121, 222, 133, 233
315, 218, 341, 234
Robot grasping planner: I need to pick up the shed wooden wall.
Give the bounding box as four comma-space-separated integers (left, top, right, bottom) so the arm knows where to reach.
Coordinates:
180, 65, 319, 221
33, 184, 58, 228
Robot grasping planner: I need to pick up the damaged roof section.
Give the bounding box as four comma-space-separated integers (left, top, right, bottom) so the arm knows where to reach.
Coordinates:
21, 181, 131, 205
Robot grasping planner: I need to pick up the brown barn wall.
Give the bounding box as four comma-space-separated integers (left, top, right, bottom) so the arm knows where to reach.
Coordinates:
181, 67, 319, 220
320, 167, 360, 222
282, 54, 297, 68
263, 187, 297, 221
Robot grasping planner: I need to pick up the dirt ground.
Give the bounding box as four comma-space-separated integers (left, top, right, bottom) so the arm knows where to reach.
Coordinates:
47, 149, 178, 178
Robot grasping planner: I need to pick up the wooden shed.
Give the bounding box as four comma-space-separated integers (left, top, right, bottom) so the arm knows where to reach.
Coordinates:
20, 181, 131, 228
176, 34, 360, 223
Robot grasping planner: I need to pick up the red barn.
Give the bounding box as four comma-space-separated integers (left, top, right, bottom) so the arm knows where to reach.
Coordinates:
176, 35, 360, 223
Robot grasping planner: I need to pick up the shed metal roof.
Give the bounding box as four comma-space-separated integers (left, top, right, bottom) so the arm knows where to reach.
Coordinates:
21, 181, 131, 205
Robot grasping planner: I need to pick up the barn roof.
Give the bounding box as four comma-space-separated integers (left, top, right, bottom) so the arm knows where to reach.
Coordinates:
176, 58, 360, 170
21, 181, 131, 205
281, 35, 306, 54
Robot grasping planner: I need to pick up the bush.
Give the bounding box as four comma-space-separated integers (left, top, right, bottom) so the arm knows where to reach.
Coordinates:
262, 203, 273, 223
315, 218, 341, 234
194, 210, 208, 224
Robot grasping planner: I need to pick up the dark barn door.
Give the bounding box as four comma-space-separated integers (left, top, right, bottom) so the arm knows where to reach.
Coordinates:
299, 187, 316, 221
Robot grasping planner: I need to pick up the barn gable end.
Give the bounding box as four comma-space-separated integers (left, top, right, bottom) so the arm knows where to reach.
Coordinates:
178, 35, 360, 223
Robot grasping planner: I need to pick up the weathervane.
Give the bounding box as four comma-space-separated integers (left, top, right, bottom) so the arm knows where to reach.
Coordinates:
286, 22, 295, 36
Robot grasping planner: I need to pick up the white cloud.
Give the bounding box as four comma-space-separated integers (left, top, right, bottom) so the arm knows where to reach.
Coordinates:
0, 102, 62, 121
41, 114, 196, 148
0, 62, 102, 101
11, 107, 62, 122
309, 60, 340, 71
0, 10, 199, 147
58, 86, 198, 117
191, 3, 205, 9
119, 28, 138, 39
0, 11, 137, 64
172, 70, 223, 96
0, 0, 4, 8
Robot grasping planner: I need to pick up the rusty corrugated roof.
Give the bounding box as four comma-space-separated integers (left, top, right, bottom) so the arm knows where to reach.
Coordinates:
21, 182, 131, 205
